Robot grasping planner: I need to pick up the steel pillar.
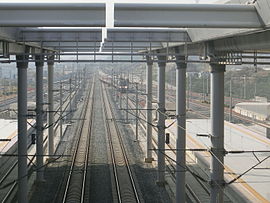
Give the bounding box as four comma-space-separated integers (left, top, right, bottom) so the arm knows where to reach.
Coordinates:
145, 56, 154, 163
266, 127, 270, 139
16, 48, 29, 203
202, 74, 205, 101
35, 55, 44, 181
187, 74, 190, 109
47, 56, 54, 156
69, 78, 72, 120
210, 63, 226, 203
119, 71, 122, 109
126, 72, 129, 123
229, 78, 233, 123
156, 55, 166, 186
175, 55, 187, 203
243, 75, 246, 99
135, 83, 139, 141
59, 81, 63, 138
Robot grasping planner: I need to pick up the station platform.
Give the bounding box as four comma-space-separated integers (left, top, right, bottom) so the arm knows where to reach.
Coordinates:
166, 119, 270, 202
0, 119, 35, 154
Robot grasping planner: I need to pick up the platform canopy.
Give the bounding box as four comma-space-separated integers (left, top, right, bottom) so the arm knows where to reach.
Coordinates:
0, 3, 106, 27
0, 1, 269, 60
114, 3, 263, 28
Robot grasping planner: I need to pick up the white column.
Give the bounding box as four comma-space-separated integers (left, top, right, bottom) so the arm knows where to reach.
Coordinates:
35, 55, 44, 181
16, 48, 30, 203
156, 55, 166, 186
145, 56, 154, 163
175, 55, 187, 203
210, 63, 226, 203
47, 56, 54, 156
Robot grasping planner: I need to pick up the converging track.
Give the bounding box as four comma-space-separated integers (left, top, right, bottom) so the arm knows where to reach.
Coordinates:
101, 81, 141, 203
61, 76, 95, 203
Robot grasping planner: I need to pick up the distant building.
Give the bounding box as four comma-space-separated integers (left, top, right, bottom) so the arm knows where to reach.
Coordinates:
234, 102, 270, 121
254, 96, 268, 103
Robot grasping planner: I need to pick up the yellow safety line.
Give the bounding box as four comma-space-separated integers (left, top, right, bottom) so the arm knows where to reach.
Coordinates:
0, 119, 34, 150
225, 121, 270, 146
187, 131, 269, 203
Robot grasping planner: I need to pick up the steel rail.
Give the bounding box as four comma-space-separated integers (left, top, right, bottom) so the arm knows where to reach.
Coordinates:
0, 84, 77, 203
61, 77, 95, 203
124, 88, 210, 202
101, 81, 141, 203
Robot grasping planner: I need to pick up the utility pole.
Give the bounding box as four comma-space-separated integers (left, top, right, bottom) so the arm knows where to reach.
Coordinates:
189, 74, 192, 105
126, 72, 129, 123
140, 71, 143, 91
112, 70, 115, 100
69, 78, 72, 121
202, 73, 205, 102
135, 83, 139, 141
206, 74, 209, 96
119, 72, 122, 109
59, 81, 63, 137
187, 73, 190, 109
111, 69, 113, 87
243, 75, 247, 99
229, 78, 233, 123
254, 77, 257, 98
115, 73, 117, 101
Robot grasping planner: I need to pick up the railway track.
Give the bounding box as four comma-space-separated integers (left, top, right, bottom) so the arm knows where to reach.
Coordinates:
0, 84, 77, 203
101, 81, 141, 203
61, 77, 95, 203
124, 91, 211, 202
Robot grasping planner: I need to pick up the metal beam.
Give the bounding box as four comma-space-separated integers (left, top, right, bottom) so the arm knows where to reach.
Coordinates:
101, 47, 146, 53
102, 41, 163, 48
0, 3, 105, 27
0, 27, 18, 41
114, 4, 263, 28
213, 30, 270, 52
107, 28, 190, 42
18, 28, 102, 42
43, 42, 101, 47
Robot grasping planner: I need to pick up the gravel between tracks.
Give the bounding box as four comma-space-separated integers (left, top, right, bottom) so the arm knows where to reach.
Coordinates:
29, 80, 89, 203
86, 79, 113, 202
108, 88, 173, 203
29, 77, 172, 203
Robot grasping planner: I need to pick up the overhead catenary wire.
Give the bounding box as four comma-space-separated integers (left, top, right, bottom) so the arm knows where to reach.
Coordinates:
111, 70, 270, 195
